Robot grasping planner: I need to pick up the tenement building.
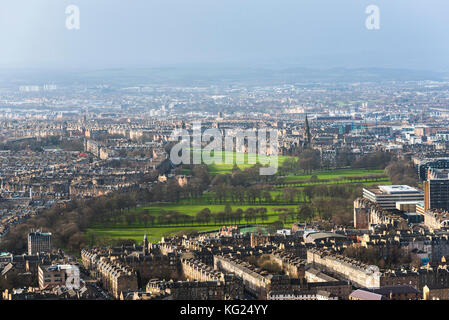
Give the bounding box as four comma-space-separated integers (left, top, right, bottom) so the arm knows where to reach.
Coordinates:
146, 276, 244, 300
97, 257, 138, 299
81, 242, 182, 289
307, 248, 420, 289
214, 255, 293, 299
354, 198, 410, 230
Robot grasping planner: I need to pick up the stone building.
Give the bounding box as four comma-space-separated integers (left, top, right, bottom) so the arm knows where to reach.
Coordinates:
307, 248, 422, 290
307, 248, 379, 288
146, 276, 244, 300
250, 233, 270, 248
122, 252, 181, 284
181, 258, 222, 282
269, 251, 306, 280
81, 244, 182, 289
423, 284, 449, 300
214, 255, 292, 299
353, 198, 410, 231
96, 258, 138, 299
38, 265, 67, 289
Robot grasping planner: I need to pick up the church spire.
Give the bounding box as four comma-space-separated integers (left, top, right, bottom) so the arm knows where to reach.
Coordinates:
303, 114, 312, 148
143, 234, 149, 255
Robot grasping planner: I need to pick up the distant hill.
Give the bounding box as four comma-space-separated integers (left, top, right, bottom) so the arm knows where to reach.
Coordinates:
0, 66, 446, 87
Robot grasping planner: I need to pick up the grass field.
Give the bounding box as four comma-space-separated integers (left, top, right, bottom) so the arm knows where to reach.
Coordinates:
87, 226, 221, 243
141, 203, 298, 219
88, 224, 278, 244
276, 178, 390, 189
87, 166, 390, 244
281, 168, 385, 182
89, 203, 300, 243
189, 149, 293, 175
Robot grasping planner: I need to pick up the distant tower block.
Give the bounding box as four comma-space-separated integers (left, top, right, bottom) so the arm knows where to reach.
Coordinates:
28, 230, 52, 255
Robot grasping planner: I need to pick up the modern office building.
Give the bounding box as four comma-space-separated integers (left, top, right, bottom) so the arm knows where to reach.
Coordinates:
362, 185, 424, 210
418, 158, 449, 181
28, 230, 52, 255
424, 168, 449, 211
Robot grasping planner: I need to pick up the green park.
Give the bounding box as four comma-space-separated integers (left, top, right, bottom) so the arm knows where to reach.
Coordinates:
87, 150, 393, 244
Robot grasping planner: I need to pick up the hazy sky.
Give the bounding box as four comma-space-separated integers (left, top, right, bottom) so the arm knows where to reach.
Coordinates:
0, 0, 448, 71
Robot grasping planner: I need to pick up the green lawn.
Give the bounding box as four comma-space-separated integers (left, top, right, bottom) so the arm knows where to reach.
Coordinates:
189, 149, 293, 175
275, 178, 390, 188
87, 167, 390, 245
281, 168, 385, 182
87, 226, 221, 243
138, 203, 297, 216
89, 203, 300, 243
96, 203, 299, 225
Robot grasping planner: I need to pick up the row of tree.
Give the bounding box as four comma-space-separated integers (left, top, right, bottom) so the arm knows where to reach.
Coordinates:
278, 150, 395, 176
385, 160, 419, 187
343, 245, 420, 269
276, 174, 387, 187
105, 203, 320, 228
